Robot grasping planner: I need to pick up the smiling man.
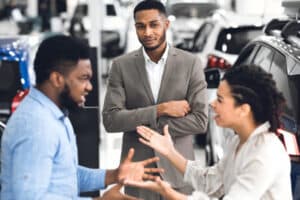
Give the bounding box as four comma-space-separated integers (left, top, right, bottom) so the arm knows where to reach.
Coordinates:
0, 35, 161, 200
102, 1, 208, 199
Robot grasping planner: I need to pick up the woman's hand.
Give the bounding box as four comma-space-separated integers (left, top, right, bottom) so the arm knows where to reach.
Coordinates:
136, 125, 175, 157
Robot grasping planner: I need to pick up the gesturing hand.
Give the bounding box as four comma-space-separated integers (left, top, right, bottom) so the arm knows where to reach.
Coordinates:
124, 177, 172, 199
117, 148, 164, 183
136, 125, 175, 157
99, 184, 141, 200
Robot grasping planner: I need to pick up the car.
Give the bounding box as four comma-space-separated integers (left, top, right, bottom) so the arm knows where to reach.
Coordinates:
165, 0, 218, 46
69, 0, 128, 58
0, 35, 41, 123
205, 3, 300, 197
190, 9, 264, 70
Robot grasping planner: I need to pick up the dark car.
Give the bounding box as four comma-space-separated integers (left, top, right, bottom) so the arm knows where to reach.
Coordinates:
205, 14, 300, 198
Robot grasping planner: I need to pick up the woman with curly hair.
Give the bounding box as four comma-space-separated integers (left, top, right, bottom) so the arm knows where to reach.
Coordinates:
125, 64, 292, 200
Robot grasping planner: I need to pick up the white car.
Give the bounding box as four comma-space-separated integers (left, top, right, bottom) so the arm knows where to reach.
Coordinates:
166, 0, 218, 46
69, 0, 128, 57
192, 10, 264, 70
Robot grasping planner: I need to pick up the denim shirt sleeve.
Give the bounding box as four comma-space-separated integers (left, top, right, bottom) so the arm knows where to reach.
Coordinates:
77, 165, 107, 192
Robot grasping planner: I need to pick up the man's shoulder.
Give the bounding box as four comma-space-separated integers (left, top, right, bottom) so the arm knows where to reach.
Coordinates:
113, 49, 141, 63
170, 46, 197, 59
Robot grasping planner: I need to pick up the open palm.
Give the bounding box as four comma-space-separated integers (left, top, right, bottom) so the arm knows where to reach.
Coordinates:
136, 125, 175, 157
118, 148, 164, 183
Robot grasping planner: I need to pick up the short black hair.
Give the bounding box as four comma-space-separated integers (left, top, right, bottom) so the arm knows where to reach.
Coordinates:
134, 0, 166, 18
222, 64, 285, 132
34, 35, 90, 85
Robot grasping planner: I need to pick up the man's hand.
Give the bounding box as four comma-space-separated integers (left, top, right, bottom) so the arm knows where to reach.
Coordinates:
93, 184, 140, 200
124, 177, 187, 200
157, 100, 191, 117
117, 148, 164, 183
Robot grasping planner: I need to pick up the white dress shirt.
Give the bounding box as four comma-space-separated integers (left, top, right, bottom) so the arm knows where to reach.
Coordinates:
142, 45, 169, 102
184, 122, 292, 200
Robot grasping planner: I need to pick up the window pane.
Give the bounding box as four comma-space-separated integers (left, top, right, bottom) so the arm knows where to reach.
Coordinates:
215, 27, 262, 54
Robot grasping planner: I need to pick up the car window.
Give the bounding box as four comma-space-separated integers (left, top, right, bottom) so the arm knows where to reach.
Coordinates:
234, 44, 260, 66
75, 4, 87, 16
169, 3, 216, 18
0, 61, 22, 102
215, 27, 263, 54
106, 4, 116, 16
252, 46, 274, 72
270, 52, 300, 133
192, 22, 214, 52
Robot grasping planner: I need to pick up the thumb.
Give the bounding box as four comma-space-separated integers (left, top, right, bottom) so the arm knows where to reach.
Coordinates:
163, 125, 170, 137
124, 148, 135, 163
111, 183, 123, 191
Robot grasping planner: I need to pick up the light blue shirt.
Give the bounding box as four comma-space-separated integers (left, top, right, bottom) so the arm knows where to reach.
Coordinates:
1, 87, 106, 200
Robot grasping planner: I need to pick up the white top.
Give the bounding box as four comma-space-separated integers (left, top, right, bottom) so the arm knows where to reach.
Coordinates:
142, 45, 169, 102
184, 122, 292, 200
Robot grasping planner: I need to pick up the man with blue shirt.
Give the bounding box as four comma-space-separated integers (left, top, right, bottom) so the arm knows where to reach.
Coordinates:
1, 35, 161, 200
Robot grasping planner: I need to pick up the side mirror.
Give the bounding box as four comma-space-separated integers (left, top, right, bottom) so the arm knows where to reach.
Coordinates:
205, 68, 220, 88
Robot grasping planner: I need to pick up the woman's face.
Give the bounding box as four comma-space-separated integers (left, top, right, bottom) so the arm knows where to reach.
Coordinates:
210, 80, 243, 129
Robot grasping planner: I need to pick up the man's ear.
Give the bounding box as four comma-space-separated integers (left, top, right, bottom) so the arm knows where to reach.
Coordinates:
49, 71, 65, 89
165, 18, 170, 29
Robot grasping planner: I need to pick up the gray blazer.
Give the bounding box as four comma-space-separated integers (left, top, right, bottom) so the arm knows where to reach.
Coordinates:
102, 46, 208, 189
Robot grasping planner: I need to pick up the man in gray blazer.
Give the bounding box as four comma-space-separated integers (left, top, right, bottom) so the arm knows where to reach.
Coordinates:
102, 1, 208, 199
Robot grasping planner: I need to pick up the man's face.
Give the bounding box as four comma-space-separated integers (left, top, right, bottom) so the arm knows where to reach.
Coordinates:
59, 59, 93, 111
134, 9, 169, 51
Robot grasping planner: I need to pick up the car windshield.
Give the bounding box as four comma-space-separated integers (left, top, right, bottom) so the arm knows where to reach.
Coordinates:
0, 61, 22, 102
216, 27, 263, 54
169, 3, 216, 18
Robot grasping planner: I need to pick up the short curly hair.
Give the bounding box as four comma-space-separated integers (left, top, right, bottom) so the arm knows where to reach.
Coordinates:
222, 64, 285, 132
34, 35, 90, 85
134, 0, 166, 19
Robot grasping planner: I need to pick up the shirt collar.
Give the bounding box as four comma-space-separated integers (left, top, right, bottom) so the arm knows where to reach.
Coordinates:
142, 43, 169, 64
29, 87, 66, 120
250, 121, 271, 138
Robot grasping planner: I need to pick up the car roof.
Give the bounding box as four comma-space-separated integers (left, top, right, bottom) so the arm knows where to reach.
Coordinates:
209, 9, 264, 27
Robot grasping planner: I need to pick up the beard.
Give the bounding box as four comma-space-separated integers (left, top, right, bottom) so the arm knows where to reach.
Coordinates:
59, 84, 82, 112
141, 31, 166, 51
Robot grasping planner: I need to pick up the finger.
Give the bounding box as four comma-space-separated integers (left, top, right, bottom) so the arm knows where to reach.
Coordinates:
123, 148, 135, 163
124, 179, 147, 188
142, 173, 159, 180
136, 127, 151, 139
141, 156, 159, 166
111, 183, 123, 191
139, 137, 152, 147
163, 125, 170, 137
144, 167, 164, 173
187, 105, 191, 112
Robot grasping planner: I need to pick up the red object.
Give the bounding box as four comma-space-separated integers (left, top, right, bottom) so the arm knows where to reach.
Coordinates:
11, 89, 29, 113
207, 54, 231, 69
